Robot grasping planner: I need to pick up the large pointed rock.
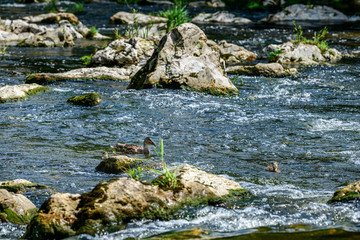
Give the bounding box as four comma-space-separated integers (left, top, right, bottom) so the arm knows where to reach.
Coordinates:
127, 23, 239, 96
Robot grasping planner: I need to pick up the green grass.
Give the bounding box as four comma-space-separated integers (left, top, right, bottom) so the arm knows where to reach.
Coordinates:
293, 20, 329, 53
159, 1, 190, 32
269, 48, 282, 61
127, 167, 143, 181
85, 26, 98, 39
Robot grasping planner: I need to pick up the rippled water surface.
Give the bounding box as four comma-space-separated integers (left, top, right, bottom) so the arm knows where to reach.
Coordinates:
0, 1, 360, 239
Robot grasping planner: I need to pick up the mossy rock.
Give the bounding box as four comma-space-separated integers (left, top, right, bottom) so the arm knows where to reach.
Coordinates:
2, 208, 38, 225
328, 181, 360, 203
26, 74, 57, 85
67, 92, 101, 106
0, 179, 50, 193
96, 155, 145, 174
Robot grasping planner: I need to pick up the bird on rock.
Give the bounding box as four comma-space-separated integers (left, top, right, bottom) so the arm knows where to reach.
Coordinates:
111, 137, 157, 155
266, 161, 281, 173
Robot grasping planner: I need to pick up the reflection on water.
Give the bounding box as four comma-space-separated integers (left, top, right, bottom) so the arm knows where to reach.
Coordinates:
0, 1, 360, 239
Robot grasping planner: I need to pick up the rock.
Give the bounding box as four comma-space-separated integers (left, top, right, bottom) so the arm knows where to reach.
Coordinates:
23, 13, 80, 25
226, 63, 298, 77
110, 11, 167, 25
24, 193, 81, 239
91, 38, 155, 73
26, 66, 131, 84
136, 23, 167, 44
328, 181, 360, 203
19, 27, 75, 47
0, 179, 49, 193
128, 23, 239, 96
264, 4, 349, 23
0, 189, 37, 225
262, 41, 342, 65
0, 83, 49, 103
215, 40, 257, 66
189, 0, 225, 7
192, 11, 251, 24
96, 153, 144, 174
67, 92, 101, 106
24, 164, 250, 238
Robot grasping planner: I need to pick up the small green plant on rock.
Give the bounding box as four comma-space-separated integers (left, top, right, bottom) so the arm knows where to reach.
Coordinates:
127, 166, 143, 181
0, 45, 6, 55
269, 48, 282, 61
293, 20, 329, 53
80, 54, 92, 66
85, 26, 98, 39
152, 139, 178, 190
159, 0, 190, 32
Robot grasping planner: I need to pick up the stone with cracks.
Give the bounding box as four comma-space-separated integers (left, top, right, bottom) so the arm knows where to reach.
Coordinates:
24, 164, 250, 239
128, 23, 239, 96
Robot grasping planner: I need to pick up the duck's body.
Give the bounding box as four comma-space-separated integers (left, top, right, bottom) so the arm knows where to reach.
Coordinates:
266, 162, 280, 173
111, 137, 156, 155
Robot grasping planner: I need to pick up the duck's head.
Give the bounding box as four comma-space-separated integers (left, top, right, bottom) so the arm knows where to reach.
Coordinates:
144, 137, 157, 147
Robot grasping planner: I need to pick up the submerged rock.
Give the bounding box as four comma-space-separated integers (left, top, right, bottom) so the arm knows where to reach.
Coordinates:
226, 63, 298, 77
0, 179, 50, 193
26, 66, 131, 84
24, 164, 250, 238
0, 83, 48, 103
328, 180, 360, 203
262, 41, 342, 65
0, 189, 37, 225
67, 92, 101, 106
192, 11, 251, 24
264, 4, 349, 23
128, 23, 239, 96
96, 152, 144, 174
110, 11, 167, 24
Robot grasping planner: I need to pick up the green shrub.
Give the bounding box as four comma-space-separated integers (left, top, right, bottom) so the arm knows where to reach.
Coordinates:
159, 0, 190, 32
80, 55, 92, 66
85, 26, 98, 39
293, 20, 329, 53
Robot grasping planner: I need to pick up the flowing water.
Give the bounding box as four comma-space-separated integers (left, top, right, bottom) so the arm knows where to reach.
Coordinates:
0, 1, 360, 239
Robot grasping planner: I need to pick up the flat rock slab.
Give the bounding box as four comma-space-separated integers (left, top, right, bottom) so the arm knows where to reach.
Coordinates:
264, 4, 349, 23
110, 11, 167, 24
0, 179, 50, 193
226, 63, 298, 77
24, 164, 250, 239
26, 67, 132, 84
192, 11, 251, 24
0, 83, 48, 102
23, 13, 80, 24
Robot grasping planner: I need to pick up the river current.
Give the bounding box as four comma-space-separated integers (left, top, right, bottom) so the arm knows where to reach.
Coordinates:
0, 1, 359, 239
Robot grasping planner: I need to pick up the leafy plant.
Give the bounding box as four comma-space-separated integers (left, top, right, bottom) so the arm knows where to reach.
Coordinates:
152, 139, 178, 190
85, 26, 98, 39
269, 48, 282, 61
293, 20, 329, 53
159, 0, 190, 32
0, 45, 6, 55
127, 166, 143, 181
80, 55, 92, 66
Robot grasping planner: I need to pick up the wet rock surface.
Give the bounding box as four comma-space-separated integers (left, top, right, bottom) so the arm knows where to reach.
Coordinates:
24, 164, 249, 238
128, 23, 239, 96
329, 181, 360, 203
67, 92, 102, 106
96, 153, 144, 174
0, 83, 48, 102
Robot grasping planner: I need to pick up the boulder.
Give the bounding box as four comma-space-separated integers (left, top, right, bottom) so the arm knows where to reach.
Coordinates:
0, 83, 48, 103
24, 164, 250, 238
19, 27, 75, 47
110, 11, 167, 25
189, 0, 225, 7
128, 23, 239, 96
192, 11, 251, 24
0, 179, 49, 193
0, 189, 37, 225
67, 92, 101, 106
96, 152, 144, 174
226, 63, 298, 77
23, 13, 80, 25
328, 180, 360, 203
262, 41, 342, 65
264, 4, 349, 23
214, 40, 257, 66
26, 66, 132, 84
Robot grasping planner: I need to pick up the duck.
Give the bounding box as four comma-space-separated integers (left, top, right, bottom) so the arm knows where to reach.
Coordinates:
266, 161, 281, 173
111, 137, 157, 155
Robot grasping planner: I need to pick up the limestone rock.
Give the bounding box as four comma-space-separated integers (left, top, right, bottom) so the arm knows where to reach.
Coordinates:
226, 63, 298, 77
192, 11, 251, 24
24, 193, 81, 239
23, 13, 80, 24
96, 153, 144, 174
128, 23, 239, 96
0, 83, 48, 102
328, 180, 360, 203
0, 179, 50, 193
262, 41, 342, 65
110, 11, 167, 24
215, 40, 257, 66
189, 0, 225, 7
0, 189, 37, 225
264, 4, 349, 23
26, 67, 132, 84
24, 164, 250, 238
67, 92, 101, 106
